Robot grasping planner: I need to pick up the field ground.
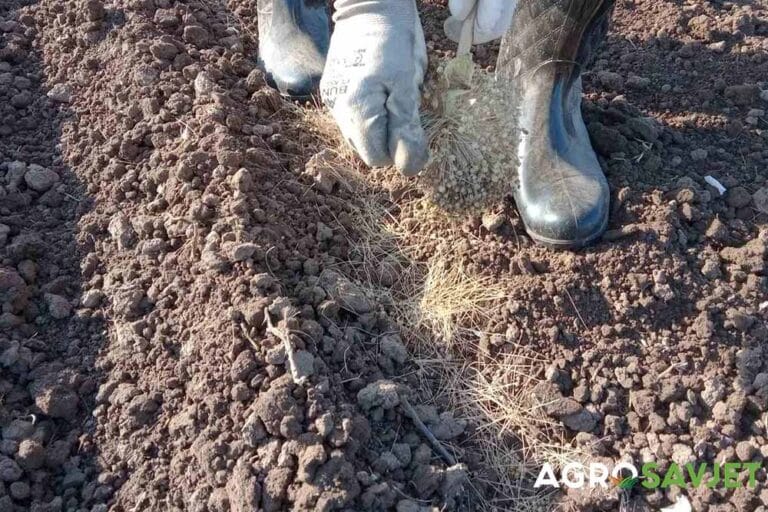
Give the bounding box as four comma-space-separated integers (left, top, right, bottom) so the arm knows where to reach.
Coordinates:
1, 0, 767, 511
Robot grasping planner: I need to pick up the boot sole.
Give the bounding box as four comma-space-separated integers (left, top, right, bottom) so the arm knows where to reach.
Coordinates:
525, 214, 609, 250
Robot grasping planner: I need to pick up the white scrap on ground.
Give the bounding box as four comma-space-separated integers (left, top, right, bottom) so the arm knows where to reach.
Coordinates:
660, 495, 692, 512
704, 175, 727, 196
759, 301, 768, 311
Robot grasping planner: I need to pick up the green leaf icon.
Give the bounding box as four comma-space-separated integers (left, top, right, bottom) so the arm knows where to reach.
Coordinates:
619, 477, 640, 490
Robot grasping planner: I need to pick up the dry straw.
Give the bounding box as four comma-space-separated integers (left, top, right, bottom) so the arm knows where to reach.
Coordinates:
300, 102, 578, 512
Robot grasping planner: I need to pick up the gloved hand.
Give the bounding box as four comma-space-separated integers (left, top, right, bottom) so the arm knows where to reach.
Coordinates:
320, 0, 429, 176
445, 0, 516, 45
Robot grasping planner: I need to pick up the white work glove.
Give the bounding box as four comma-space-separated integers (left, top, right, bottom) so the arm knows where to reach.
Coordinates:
445, 0, 516, 45
320, 0, 429, 176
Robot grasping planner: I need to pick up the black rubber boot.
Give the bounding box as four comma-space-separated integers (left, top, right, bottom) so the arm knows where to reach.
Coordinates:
257, 0, 330, 98
497, 0, 614, 249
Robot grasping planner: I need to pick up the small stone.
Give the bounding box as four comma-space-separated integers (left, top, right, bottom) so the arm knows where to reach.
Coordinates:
626, 75, 651, 89
357, 380, 404, 411
1, 419, 33, 441
596, 71, 624, 91
735, 441, 757, 461
183, 25, 209, 46
319, 271, 372, 314
9, 481, 30, 500
217, 149, 243, 168
11, 92, 32, 109
265, 345, 286, 366
690, 148, 708, 161
81, 289, 104, 308
726, 186, 752, 208
15, 439, 44, 470
231, 243, 258, 262
705, 218, 729, 243
373, 451, 402, 473
632, 390, 657, 417
279, 415, 302, 439
701, 259, 721, 280
304, 150, 338, 194
316, 222, 333, 242
712, 401, 733, 423
194, 71, 216, 98
692, 311, 715, 341
108, 214, 138, 250
232, 167, 252, 190
45, 293, 71, 319
0, 455, 22, 481
34, 384, 79, 419
573, 385, 590, 403
154, 9, 180, 28
85, 0, 106, 21
231, 350, 258, 382
61, 468, 86, 489
24, 164, 59, 192
561, 409, 597, 432
243, 412, 268, 447
671, 443, 695, 466
231, 382, 252, 402
725, 307, 755, 332
46, 83, 72, 103
707, 41, 726, 53
392, 443, 412, 466
432, 412, 467, 440
725, 84, 760, 106
627, 116, 660, 142
314, 413, 334, 438
380, 334, 408, 364
701, 378, 726, 408
149, 41, 179, 60
481, 212, 505, 232
0, 341, 19, 367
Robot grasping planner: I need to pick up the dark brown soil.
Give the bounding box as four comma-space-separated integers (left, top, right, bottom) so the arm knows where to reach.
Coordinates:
414, 1, 768, 511
1, 1, 468, 511
1, 1, 767, 512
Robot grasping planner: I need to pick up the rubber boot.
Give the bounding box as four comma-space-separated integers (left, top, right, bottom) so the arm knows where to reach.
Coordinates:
497, 0, 615, 249
257, 0, 330, 98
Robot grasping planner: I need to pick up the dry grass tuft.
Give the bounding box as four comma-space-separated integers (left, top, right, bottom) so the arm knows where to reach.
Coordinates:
412, 256, 508, 349
300, 105, 579, 511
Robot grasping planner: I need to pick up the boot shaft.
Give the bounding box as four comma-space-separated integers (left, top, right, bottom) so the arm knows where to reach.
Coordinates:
497, 0, 615, 82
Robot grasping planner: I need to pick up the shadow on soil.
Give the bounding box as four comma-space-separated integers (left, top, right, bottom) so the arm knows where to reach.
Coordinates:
1, 2, 108, 511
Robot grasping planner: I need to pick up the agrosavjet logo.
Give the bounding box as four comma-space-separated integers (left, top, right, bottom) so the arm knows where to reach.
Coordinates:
534, 461, 762, 490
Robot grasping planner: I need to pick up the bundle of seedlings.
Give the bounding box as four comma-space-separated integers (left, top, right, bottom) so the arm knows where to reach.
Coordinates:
420, 12, 520, 214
